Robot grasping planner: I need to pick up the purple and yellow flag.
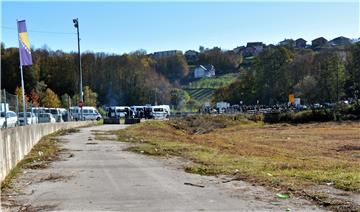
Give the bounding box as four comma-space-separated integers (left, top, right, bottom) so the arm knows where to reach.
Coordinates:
17, 20, 32, 66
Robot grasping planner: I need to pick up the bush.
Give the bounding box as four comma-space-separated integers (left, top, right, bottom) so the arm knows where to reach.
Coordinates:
264, 110, 333, 124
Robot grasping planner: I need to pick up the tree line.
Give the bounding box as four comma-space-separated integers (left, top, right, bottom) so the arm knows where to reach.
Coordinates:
214, 43, 360, 105
2, 41, 359, 109
1, 44, 182, 107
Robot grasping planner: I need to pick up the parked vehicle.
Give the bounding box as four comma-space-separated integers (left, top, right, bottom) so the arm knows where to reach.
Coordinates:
38, 113, 56, 123
32, 107, 46, 116
45, 108, 63, 122
151, 105, 170, 119
216, 102, 230, 112
70, 106, 101, 121
131, 106, 145, 118
0, 111, 18, 128
158, 105, 170, 116
18, 112, 38, 126
107, 106, 131, 118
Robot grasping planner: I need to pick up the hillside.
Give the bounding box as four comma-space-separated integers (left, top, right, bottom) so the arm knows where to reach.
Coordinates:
184, 73, 239, 89
182, 73, 239, 103
183, 88, 215, 102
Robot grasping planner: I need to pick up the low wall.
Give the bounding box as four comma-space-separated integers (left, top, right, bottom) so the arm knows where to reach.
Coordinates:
0, 121, 92, 183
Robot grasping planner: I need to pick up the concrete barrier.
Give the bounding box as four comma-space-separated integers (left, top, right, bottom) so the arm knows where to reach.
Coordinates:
0, 121, 92, 183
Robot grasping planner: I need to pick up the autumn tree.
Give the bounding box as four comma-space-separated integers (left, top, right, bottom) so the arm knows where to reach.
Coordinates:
198, 47, 242, 75
14, 87, 29, 109
42, 88, 61, 108
29, 89, 40, 107
155, 55, 189, 83
83, 86, 98, 106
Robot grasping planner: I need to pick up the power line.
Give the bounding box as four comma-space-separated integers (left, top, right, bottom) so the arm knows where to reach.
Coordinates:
1, 26, 76, 35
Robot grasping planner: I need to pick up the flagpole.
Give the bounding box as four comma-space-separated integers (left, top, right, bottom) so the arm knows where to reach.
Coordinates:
17, 19, 27, 125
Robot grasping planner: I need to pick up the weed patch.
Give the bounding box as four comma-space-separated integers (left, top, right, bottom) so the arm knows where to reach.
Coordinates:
1, 128, 79, 189
112, 117, 360, 210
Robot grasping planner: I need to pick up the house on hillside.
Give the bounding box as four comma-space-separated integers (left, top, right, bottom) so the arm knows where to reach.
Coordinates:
185, 50, 200, 64
246, 42, 264, 53
194, 65, 216, 78
242, 46, 256, 57
295, 38, 307, 48
152, 50, 182, 59
311, 37, 328, 48
279, 39, 295, 47
233, 46, 245, 54
241, 42, 264, 57
329, 36, 352, 46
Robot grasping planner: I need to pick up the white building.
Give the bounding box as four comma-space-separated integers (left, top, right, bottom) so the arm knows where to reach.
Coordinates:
194, 65, 216, 78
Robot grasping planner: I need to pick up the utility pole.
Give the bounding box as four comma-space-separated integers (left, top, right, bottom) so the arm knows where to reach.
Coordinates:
336, 63, 339, 104
3, 90, 7, 128
154, 88, 158, 106
73, 18, 83, 120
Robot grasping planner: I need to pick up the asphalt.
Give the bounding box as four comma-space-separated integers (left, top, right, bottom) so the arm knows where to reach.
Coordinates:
2, 124, 324, 211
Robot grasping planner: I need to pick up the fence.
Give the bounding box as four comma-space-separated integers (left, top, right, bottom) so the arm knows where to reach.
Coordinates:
0, 89, 20, 129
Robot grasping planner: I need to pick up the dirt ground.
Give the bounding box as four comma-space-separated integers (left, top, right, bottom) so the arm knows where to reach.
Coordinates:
115, 118, 360, 211
1, 124, 326, 212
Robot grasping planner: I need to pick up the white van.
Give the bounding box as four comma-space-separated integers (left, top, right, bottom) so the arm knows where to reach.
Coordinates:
151, 105, 170, 119
158, 105, 170, 116
70, 106, 101, 121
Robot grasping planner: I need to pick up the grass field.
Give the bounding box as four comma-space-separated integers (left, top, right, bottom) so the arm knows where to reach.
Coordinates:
184, 88, 215, 102
114, 116, 360, 210
185, 73, 239, 89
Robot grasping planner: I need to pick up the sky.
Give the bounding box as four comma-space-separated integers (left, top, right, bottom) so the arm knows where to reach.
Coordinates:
1, 1, 359, 54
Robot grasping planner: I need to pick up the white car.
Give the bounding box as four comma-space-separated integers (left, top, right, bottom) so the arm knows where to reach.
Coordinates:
19, 112, 38, 126
38, 113, 56, 123
0, 111, 18, 128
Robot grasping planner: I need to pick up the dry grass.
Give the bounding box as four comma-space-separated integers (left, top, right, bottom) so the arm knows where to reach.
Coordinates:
1, 128, 79, 189
115, 117, 360, 210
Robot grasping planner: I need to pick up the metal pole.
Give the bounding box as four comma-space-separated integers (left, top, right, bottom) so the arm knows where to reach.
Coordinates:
20, 66, 27, 125
68, 95, 71, 121
155, 88, 158, 106
73, 18, 83, 120
17, 20, 27, 125
78, 21, 83, 120
16, 96, 19, 116
3, 90, 7, 128
336, 63, 339, 103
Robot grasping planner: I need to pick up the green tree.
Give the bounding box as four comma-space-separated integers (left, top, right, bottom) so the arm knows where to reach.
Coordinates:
253, 47, 294, 104
313, 52, 346, 103
293, 75, 318, 104
61, 93, 71, 108
346, 42, 360, 100
170, 88, 190, 110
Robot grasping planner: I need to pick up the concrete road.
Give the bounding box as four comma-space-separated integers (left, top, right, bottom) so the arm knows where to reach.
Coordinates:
2, 124, 324, 211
